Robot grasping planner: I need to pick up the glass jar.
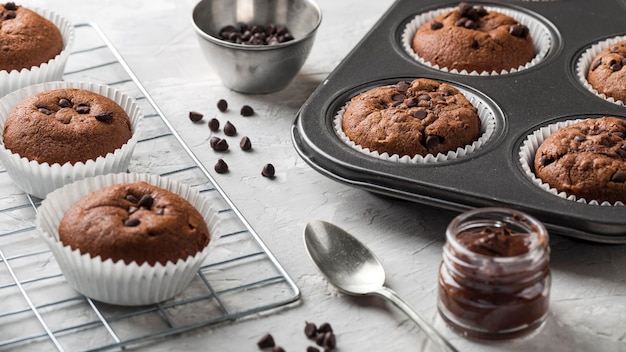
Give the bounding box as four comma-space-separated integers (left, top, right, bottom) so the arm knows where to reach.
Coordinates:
437, 207, 551, 340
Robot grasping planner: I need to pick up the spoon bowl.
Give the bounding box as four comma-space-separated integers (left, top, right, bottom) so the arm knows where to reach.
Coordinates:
304, 220, 457, 352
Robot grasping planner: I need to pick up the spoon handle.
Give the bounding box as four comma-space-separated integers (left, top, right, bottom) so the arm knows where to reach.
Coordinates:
372, 286, 458, 352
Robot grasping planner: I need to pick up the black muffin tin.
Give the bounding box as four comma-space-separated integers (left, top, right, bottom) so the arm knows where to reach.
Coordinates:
292, 0, 626, 243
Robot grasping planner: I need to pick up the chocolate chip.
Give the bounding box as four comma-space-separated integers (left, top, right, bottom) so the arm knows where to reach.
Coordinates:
417, 94, 431, 101
392, 93, 406, 102
75, 104, 90, 114
317, 322, 333, 333
271, 347, 285, 352
322, 332, 336, 350
430, 21, 443, 30
458, 2, 472, 16
2, 10, 15, 20
240, 105, 254, 116
38, 107, 53, 115
262, 163, 275, 178
610, 62, 622, 72
463, 19, 477, 29
405, 97, 418, 107
124, 218, 140, 227
126, 194, 139, 203
471, 39, 479, 49
138, 194, 153, 209
240, 136, 252, 150
156, 208, 165, 215
306, 347, 320, 352
189, 111, 203, 122
591, 58, 602, 71
58, 98, 72, 108
304, 321, 317, 338
95, 112, 113, 122
509, 24, 529, 38
208, 118, 220, 131
214, 158, 228, 173
611, 171, 626, 182
538, 155, 553, 167
413, 110, 428, 119
315, 333, 325, 347
396, 81, 410, 92
224, 121, 237, 136
128, 206, 138, 215
257, 333, 275, 348
217, 99, 228, 112
425, 135, 441, 148
4, 2, 17, 11
210, 136, 221, 148
574, 135, 586, 142
213, 138, 229, 151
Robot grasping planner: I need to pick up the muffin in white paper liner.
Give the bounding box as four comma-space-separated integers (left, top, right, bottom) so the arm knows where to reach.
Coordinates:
0, 7, 75, 97
401, 6, 553, 75
575, 35, 626, 107
0, 81, 143, 199
334, 85, 497, 164
519, 118, 625, 206
36, 172, 220, 306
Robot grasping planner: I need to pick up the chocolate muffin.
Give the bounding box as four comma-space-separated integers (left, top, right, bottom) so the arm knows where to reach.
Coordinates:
412, 2, 535, 73
2, 88, 132, 165
58, 181, 211, 266
587, 39, 626, 103
341, 78, 481, 158
534, 117, 626, 203
0, 2, 64, 72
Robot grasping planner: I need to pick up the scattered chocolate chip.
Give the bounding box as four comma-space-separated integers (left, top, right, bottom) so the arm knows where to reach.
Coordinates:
126, 194, 139, 203
591, 58, 602, 71
217, 99, 228, 112
94, 112, 113, 122
58, 98, 72, 108
214, 158, 228, 173
306, 347, 320, 352
509, 24, 529, 38
304, 322, 317, 338
314, 333, 325, 347
392, 93, 406, 102
189, 111, 204, 122
213, 138, 229, 151
138, 194, 154, 209
317, 322, 333, 333
271, 347, 285, 352
425, 135, 441, 148
611, 171, 626, 182
396, 81, 410, 92
322, 332, 336, 350
208, 118, 220, 131
38, 107, 53, 115
210, 136, 221, 148
4, 2, 17, 11
413, 110, 428, 119
241, 105, 254, 116
262, 163, 275, 178
257, 333, 275, 348
224, 121, 237, 136
124, 218, 140, 227
75, 104, 90, 114
240, 136, 252, 150
430, 21, 443, 30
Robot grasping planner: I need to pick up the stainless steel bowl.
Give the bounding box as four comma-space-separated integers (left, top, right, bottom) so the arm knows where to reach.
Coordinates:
192, 0, 322, 94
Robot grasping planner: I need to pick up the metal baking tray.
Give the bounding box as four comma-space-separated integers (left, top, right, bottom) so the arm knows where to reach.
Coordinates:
0, 23, 299, 352
292, 0, 626, 243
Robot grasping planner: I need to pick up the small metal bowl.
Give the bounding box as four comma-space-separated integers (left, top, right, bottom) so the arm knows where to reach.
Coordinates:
192, 0, 322, 94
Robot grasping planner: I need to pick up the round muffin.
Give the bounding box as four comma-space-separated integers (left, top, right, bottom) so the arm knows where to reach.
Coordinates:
534, 117, 626, 203
2, 88, 132, 165
412, 2, 535, 73
58, 181, 211, 266
0, 2, 64, 72
341, 78, 481, 157
587, 39, 626, 103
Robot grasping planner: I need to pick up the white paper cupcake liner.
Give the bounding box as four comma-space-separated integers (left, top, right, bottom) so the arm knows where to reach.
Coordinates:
0, 81, 143, 199
575, 35, 626, 107
519, 118, 625, 206
36, 172, 220, 306
0, 7, 75, 97
402, 6, 553, 75
334, 84, 497, 164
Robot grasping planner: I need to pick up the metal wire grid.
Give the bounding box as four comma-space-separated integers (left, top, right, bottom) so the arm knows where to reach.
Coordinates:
0, 23, 300, 351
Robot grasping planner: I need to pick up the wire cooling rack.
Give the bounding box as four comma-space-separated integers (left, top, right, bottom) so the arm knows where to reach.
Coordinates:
0, 23, 300, 351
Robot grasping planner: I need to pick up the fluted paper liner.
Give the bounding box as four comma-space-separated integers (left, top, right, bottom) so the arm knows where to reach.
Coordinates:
402, 6, 552, 75
0, 81, 143, 199
519, 119, 625, 206
0, 7, 75, 96
575, 35, 626, 107
334, 84, 497, 164
36, 172, 220, 306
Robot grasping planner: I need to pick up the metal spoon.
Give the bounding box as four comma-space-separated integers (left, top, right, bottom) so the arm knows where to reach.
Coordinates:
304, 220, 458, 352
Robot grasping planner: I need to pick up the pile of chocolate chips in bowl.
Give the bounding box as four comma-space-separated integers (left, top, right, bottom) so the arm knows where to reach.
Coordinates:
218, 24, 294, 45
